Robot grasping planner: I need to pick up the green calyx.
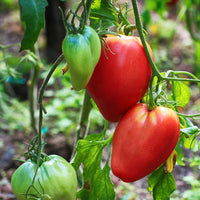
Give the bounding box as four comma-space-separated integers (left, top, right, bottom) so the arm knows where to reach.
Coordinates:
62, 25, 101, 91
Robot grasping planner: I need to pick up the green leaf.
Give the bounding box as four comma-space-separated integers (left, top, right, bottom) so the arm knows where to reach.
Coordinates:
77, 163, 115, 200
19, 0, 48, 51
181, 126, 199, 137
172, 81, 191, 108
182, 117, 195, 128
175, 138, 185, 166
90, 0, 118, 30
148, 165, 176, 200
182, 133, 197, 149
72, 133, 105, 181
90, 162, 115, 200
77, 189, 90, 200
178, 117, 199, 150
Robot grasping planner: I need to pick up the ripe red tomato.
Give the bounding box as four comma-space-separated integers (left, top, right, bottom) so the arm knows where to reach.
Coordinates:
86, 35, 153, 122
111, 103, 180, 182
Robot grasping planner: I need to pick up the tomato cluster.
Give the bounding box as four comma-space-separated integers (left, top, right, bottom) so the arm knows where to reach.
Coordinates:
87, 34, 180, 182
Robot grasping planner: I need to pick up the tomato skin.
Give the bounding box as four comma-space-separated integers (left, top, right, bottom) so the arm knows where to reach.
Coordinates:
111, 103, 180, 182
86, 35, 153, 122
62, 26, 101, 91
11, 155, 77, 200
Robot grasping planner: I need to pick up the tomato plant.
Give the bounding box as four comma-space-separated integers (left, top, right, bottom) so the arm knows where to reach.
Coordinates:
111, 103, 180, 182
86, 35, 153, 122
62, 25, 101, 91
7, 0, 200, 200
11, 155, 78, 200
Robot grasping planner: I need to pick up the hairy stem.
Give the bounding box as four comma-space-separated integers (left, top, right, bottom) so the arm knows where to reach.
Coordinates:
131, 0, 200, 84
29, 45, 42, 135
70, 90, 93, 160
131, 0, 161, 79
29, 65, 40, 135
37, 54, 64, 160
78, 90, 93, 140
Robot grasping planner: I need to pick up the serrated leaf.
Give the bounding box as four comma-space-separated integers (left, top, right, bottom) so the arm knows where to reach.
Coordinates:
148, 165, 176, 200
77, 189, 90, 200
153, 173, 176, 200
181, 126, 199, 136
90, 162, 115, 200
172, 81, 191, 108
71, 132, 105, 181
19, 0, 48, 51
182, 134, 196, 149
148, 165, 165, 191
90, 0, 118, 30
184, 117, 195, 127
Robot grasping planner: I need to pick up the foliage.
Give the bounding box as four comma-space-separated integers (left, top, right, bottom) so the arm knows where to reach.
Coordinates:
1, 0, 200, 200
19, 0, 48, 51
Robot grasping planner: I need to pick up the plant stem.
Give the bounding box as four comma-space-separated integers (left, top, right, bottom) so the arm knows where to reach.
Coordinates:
70, 90, 93, 160
84, 0, 94, 23
131, 0, 200, 84
77, 90, 93, 141
29, 65, 40, 135
171, 73, 179, 113
177, 112, 200, 118
37, 54, 64, 161
29, 45, 42, 135
38, 54, 64, 104
131, 0, 162, 79
148, 76, 156, 110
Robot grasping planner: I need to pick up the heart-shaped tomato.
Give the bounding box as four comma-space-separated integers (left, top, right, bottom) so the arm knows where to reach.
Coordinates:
111, 103, 180, 182
86, 35, 153, 122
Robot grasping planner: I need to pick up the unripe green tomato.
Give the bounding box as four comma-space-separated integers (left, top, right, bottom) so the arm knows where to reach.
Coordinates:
62, 25, 101, 91
11, 155, 77, 200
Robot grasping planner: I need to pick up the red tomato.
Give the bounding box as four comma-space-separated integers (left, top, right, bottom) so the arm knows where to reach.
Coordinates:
86, 35, 153, 122
111, 103, 180, 182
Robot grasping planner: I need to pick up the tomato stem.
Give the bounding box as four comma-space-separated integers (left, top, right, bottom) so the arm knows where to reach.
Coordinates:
131, 0, 162, 79
63, 0, 94, 34
148, 75, 156, 111
131, 0, 200, 85
37, 54, 64, 162
76, 90, 92, 140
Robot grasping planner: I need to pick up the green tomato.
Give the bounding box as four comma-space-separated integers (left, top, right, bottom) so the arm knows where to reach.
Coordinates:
62, 25, 101, 91
11, 155, 77, 200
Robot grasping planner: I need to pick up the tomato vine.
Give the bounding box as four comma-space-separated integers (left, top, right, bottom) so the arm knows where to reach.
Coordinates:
7, 0, 200, 199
